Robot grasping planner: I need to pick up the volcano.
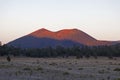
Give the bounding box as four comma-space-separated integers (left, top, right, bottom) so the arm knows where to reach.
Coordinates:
29, 28, 113, 46
7, 28, 114, 48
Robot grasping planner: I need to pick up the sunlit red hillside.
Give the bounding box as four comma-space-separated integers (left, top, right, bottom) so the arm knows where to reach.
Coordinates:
29, 28, 112, 46
8, 28, 118, 48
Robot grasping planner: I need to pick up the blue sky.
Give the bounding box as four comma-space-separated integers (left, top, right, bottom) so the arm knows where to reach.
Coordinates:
0, 0, 120, 44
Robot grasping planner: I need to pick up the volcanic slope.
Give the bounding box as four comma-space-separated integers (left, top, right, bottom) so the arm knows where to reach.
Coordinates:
7, 28, 113, 48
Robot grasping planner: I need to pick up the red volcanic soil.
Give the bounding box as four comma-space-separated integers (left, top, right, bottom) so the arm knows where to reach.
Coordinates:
29, 28, 112, 46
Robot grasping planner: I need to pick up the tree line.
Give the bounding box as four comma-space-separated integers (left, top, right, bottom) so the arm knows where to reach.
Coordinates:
0, 44, 120, 58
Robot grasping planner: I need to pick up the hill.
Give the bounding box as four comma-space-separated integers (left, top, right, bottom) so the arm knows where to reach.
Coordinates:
7, 28, 118, 48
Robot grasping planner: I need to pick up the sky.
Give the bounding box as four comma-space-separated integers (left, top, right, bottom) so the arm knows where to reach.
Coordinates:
0, 0, 120, 44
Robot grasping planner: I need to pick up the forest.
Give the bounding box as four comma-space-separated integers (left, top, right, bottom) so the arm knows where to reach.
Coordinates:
0, 44, 120, 59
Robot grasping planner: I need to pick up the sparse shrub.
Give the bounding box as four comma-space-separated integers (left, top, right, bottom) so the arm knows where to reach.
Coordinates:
89, 75, 94, 78
41, 71, 44, 73
108, 56, 113, 60
15, 71, 22, 76
23, 67, 31, 71
69, 62, 71, 64
98, 70, 105, 74
78, 68, 83, 70
36, 67, 43, 71
114, 68, 120, 71
49, 62, 57, 66
75, 62, 77, 65
7, 56, 11, 62
114, 58, 117, 60
15, 71, 18, 76
85, 54, 90, 59
68, 68, 72, 70
94, 55, 98, 59
76, 55, 83, 59
29, 70, 33, 76
63, 72, 69, 75
107, 76, 110, 80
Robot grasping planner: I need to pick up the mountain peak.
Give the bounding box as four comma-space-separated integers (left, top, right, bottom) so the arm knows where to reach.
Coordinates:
36, 28, 50, 32
30, 28, 54, 38
40, 28, 48, 31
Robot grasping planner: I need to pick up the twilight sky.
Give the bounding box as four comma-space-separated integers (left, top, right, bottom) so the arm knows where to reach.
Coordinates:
0, 0, 120, 44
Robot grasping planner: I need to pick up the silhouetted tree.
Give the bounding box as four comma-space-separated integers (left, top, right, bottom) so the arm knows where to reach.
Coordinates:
0, 43, 120, 58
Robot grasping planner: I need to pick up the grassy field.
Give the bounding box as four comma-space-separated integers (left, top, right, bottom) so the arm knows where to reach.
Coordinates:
0, 57, 120, 80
